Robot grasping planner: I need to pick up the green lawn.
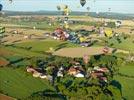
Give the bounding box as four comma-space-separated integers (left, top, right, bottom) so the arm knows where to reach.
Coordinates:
0, 45, 43, 57
1, 40, 79, 67
0, 68, 54, 99
114, 62, 134, 100
119, 63, 134, 76
14, 40, 79, 52
114, 76, 134, 100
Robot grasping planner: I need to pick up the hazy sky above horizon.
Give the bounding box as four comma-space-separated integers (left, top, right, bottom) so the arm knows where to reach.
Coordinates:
0, 0, 134, 13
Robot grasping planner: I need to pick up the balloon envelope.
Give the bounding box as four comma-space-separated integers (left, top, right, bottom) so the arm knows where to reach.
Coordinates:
57, 5, 61, 11
105, 29, 113, 37
80, 0, 86, 7
0, 4, 3, 11
9, 0, 12, 3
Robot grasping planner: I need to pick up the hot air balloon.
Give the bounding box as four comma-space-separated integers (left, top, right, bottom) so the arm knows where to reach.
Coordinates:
108, 8, 111, 12
104, 29, 113, 37
80, 0, 86, 7
63, 5, 70, 16
9, 0, 12, 3
0, 4, 3, 11
87, 7, 90, 12
57, 5, 61, 11
86, 7, 90, 15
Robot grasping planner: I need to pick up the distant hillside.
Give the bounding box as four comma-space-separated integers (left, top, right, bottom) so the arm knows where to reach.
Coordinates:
2, 10, 134, 20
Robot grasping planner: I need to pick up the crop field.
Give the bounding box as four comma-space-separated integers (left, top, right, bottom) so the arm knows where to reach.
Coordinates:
0, 10, 134, 99
0, 67, 54, 99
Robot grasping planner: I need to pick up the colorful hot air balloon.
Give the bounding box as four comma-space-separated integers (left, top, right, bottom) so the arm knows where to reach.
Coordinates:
104, 29, 113, 37
80, 0, 86, 7
0, 4, 3, 11
63, 5, 70, 16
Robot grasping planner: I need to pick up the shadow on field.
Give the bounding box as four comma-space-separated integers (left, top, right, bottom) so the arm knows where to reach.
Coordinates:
55, 43, 68, 51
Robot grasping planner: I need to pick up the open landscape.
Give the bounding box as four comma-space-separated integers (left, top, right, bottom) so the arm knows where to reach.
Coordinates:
0, 0, 134, 100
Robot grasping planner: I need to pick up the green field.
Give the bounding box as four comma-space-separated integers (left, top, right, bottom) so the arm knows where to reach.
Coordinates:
1, 16, 134, 99
0, 68, 54, 99
114, 76, 134, 100
114, 63, 134, 100
119, 63, 134, 76
103, 36, 134, 52
14, 39, 79, 52
1, 40, 78, 56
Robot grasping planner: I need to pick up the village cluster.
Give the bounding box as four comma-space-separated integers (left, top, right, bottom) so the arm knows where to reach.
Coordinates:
26, 61, 109, 83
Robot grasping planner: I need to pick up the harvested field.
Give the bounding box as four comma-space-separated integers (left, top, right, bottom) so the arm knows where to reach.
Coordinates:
0, 59, 9, 66
53, 47, 113, 58
0, 48, 14, 57
0, 94, 15, 100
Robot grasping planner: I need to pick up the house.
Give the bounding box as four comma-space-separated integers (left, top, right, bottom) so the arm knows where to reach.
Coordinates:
33, 72, 41, 78
26, 66, 46, 78
74, 73, 84, 78
59, 66, 64, 71
68, 67, 79, 75
93, 66, 109, 73
102, 47, 109, 53
57, 71, 64, 77
57, 66, 64, 77
115, 21, 122, 27
91, 72, 103, 78
99, 77, 107, 82
96, 67, 109, 73
46, 75, 53, 81
90, 66, 109, 82
68, 67, 84, 77
26, 67, 36, 73
40, 74, 47, 79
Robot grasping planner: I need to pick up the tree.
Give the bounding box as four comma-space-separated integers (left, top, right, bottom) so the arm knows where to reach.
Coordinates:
106, 85, 122, 100
24, 90, 62, 100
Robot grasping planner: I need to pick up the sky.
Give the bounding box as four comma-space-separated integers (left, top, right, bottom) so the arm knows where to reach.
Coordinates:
0, 0, 134, 14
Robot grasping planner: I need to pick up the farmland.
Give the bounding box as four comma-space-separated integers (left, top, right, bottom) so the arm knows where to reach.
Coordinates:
0, 67, 54, 99
115, 76, 134, 100
0, 10, 134, 100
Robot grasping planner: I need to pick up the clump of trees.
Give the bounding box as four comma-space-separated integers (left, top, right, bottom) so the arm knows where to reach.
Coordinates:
55, 77, 122, 100
25, 54, 122, 100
